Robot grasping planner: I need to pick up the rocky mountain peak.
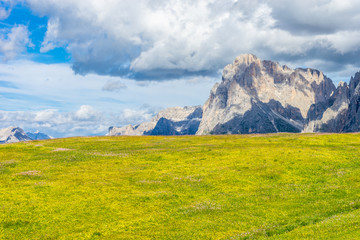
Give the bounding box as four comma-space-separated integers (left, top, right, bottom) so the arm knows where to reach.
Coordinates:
0, 127, 32, 144
349, 72, 360, 97
222, 54, 335, 107
338, 81, 347, 88
222, 54, 261, 84
233, 53, 261, 68
0, 127, 52, 144
197, 54, 336, 135
341, 71, 360, 132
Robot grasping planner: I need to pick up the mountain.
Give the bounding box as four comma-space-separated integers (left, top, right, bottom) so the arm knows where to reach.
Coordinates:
343, 72, 360, 132
108, 106, 202, 136
304, 72, 360, 133
0, 127, 32, 144
108, 54, 360, 136
197, 54, 336, 134
0, 127, 52, 144
26, 131, 52, 140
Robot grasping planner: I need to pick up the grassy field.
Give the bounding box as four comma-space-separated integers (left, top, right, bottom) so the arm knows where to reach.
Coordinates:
1, 133, 360, 239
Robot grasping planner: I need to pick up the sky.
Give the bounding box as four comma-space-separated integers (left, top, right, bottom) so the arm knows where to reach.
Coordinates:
0, 0, 360, 137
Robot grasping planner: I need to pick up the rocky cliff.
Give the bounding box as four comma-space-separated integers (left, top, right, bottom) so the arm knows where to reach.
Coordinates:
305, 72, 360, 133
108, 54, 360, 136
343, 72, 360, 132
197, 54, 336, 134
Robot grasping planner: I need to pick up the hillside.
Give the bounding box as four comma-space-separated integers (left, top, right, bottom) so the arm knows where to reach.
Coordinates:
1, 134, 360, 239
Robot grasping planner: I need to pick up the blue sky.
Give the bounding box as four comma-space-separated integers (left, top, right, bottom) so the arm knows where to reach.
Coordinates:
0, 3, 70, 63
0, 0, 360, 137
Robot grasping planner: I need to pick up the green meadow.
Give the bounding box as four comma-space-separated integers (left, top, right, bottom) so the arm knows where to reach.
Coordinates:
1, 133, 360, 239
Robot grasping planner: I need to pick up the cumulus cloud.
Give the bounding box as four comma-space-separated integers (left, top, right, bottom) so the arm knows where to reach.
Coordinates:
0, 60, 217, 128
0, 106, 103, 137
0, 105, 157, 138
0, 25, 32, 60
74, 105, 100, 121
22, 0, 360, 80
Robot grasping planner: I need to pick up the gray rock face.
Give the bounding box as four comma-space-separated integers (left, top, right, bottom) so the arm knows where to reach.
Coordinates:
303, 71, 360, 133
343, 72, 360, 132
304, 81, 350, 132
197, 54, 336, 135
108, 106, 202, 136
0, 127, 32, 144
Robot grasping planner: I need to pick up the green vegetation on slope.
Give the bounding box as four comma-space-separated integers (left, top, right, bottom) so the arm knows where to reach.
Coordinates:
1, 133, 360, 239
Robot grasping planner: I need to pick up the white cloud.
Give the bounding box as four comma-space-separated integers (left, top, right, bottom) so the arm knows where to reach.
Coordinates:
34, 109, 58, 122
74, 105, 99, 121
0, 106, 103, 137
0, 0, 12, 20
21, 0, 360, 80
0, 25, 32, 60
0, 60, 218, 137
0, 60, 216, 111
2, 0, 360, 137
0, 104, 158, 137
40, 17, 62, 52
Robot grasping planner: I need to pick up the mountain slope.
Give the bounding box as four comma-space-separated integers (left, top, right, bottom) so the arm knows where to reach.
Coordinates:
0, 127, 52, 144
26, 131, 52, 140
0, 127, 32, 144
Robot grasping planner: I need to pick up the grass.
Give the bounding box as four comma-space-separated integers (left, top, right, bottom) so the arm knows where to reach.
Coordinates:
1, 133, 360, 239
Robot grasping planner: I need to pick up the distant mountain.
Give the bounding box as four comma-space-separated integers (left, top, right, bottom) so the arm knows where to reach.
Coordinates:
108, 54, 360, 136
108, 106, 202, 136
26, 131, 52, 140
0, 127, 32, 144
0, 127, 52, 144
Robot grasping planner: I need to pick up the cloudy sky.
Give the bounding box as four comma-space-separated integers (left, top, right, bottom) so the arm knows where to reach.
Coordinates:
0, 0, 360, 137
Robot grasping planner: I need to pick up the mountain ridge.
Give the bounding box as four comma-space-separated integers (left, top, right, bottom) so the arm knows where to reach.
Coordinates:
108, 54, 360, 136
108, 106, 202, 136
0, 127, 51, 144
